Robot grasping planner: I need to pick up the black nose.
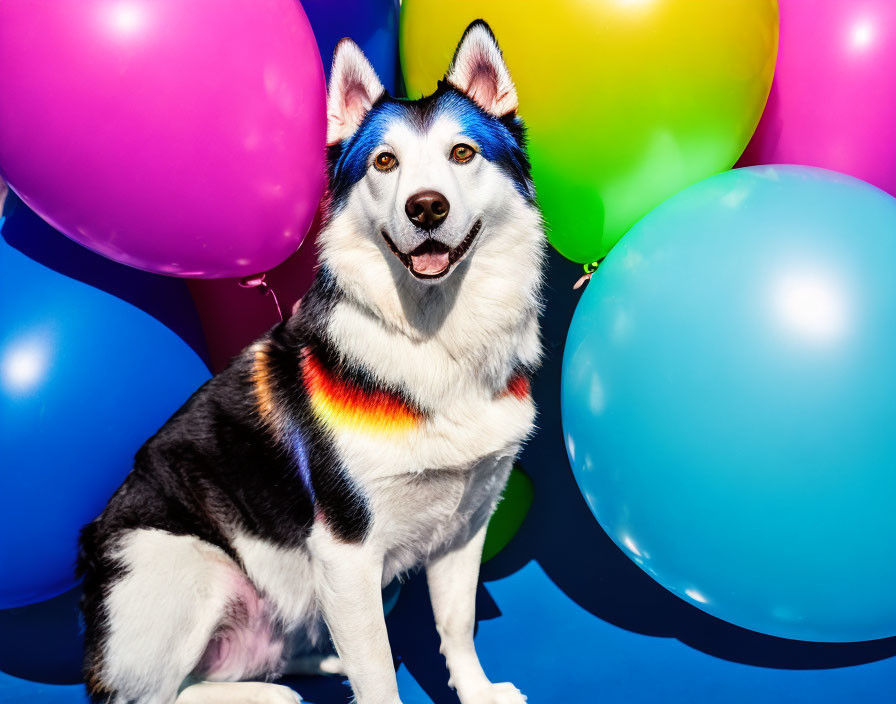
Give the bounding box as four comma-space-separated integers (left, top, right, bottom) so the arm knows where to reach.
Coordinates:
405, 190, 450, 230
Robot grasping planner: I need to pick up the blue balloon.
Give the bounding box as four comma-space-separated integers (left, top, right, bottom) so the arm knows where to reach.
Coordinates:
303, 0, 401, 94
562, 166, 896, 642
0, 201, 210, 608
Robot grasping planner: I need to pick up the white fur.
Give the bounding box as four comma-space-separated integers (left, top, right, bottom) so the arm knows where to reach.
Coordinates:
231, 533, 316, 629
101, 530, 255, 703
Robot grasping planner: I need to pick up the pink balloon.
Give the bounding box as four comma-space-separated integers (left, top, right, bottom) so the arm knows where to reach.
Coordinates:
739, 0, 896, 195
0, 0, 326, 278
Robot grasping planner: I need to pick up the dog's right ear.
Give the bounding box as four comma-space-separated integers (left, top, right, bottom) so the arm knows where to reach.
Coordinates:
327, 39, 385, 145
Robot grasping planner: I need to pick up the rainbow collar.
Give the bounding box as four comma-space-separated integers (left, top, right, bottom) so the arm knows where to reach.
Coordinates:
301, 347, 423, 435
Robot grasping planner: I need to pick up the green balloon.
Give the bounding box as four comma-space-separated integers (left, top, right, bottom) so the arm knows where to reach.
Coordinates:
400, 0, 778, 263
482, 465, 534, 563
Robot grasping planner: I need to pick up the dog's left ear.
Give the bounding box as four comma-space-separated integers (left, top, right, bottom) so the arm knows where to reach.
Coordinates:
446, 20, 518, 117
327, 39, 385, 145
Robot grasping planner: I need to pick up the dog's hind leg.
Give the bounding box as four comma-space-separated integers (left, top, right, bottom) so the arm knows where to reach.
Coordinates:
82, 528, 287, 704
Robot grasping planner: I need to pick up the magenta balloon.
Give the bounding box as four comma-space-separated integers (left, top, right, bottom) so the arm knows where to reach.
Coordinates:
0, 0, 326, 278
739, 0, 896, 195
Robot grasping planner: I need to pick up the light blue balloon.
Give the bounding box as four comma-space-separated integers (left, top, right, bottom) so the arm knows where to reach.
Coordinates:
562, 166, 896, 642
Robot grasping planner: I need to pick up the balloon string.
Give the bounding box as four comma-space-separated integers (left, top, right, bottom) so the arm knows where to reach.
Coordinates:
239, 273, 284, 322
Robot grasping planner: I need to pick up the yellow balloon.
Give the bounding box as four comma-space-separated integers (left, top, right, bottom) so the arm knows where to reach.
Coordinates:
400, 0, 778, 263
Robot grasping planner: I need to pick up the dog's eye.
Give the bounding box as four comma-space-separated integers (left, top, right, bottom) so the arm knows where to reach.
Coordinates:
450, 144, 476, 164
373, 152, 398, 171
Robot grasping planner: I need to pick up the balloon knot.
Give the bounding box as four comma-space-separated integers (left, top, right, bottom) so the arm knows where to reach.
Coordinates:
573, 259, 603, 290
239, 273, 284, 322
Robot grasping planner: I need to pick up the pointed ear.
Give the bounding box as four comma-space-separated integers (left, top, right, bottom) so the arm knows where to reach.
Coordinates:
327, 39, 385, 145
445, 20, 518, 117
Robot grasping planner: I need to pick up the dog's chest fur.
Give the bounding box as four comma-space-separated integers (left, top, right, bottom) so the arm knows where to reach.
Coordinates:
304, 287, 538, 579
340, 368, 535, 580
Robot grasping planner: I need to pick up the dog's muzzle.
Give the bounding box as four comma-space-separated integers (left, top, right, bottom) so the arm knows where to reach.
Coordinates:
382, 220, 483, 280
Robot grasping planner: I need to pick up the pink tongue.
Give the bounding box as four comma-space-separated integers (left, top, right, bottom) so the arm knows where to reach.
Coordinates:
411, 251, 450, 275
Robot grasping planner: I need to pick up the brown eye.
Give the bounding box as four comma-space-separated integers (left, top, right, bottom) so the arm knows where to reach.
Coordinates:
374, 151, 397, 171
450, 143, 476, 164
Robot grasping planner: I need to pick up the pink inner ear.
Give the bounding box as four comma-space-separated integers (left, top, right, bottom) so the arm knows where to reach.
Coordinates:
465, 56, 499, 110
342, 81, 371, 125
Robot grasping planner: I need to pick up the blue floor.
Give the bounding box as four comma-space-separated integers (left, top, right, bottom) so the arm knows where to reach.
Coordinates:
3, 251, 895, 703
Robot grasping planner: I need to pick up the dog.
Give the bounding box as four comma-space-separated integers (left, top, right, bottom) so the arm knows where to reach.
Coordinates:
78, 20, 545, 704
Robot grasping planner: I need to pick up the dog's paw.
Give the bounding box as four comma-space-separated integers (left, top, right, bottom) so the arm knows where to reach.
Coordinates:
244, 683, 302, 704
267, 684, 304, 704
460, 681, 527, 704
177, 682, 302, 704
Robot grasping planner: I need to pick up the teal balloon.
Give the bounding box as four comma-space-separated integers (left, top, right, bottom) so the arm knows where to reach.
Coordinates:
562, 166, 896, 642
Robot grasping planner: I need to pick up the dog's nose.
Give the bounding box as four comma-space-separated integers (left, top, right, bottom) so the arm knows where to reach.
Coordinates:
405, 190, 450, 230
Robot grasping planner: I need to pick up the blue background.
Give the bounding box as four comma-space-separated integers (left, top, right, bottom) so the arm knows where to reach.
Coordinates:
302, 0, 401, 95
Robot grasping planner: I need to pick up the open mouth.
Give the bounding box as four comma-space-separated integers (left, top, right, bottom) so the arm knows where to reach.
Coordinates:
382, 220, 483, 280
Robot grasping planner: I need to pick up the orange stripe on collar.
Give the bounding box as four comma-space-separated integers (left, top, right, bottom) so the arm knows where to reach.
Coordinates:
502, 371, 531, 400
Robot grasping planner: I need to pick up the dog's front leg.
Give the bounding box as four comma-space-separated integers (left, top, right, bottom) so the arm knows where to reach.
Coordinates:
311, 529, 400, 704
427, 524, 527, 704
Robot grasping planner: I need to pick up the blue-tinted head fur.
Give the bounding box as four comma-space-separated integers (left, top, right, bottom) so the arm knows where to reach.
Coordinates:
326, 82, 534, 212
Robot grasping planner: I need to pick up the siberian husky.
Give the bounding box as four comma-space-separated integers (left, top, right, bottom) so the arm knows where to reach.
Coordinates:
78, 20, 545, 704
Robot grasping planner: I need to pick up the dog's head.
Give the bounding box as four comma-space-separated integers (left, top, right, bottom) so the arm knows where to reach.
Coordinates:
320, 21, 541, 290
